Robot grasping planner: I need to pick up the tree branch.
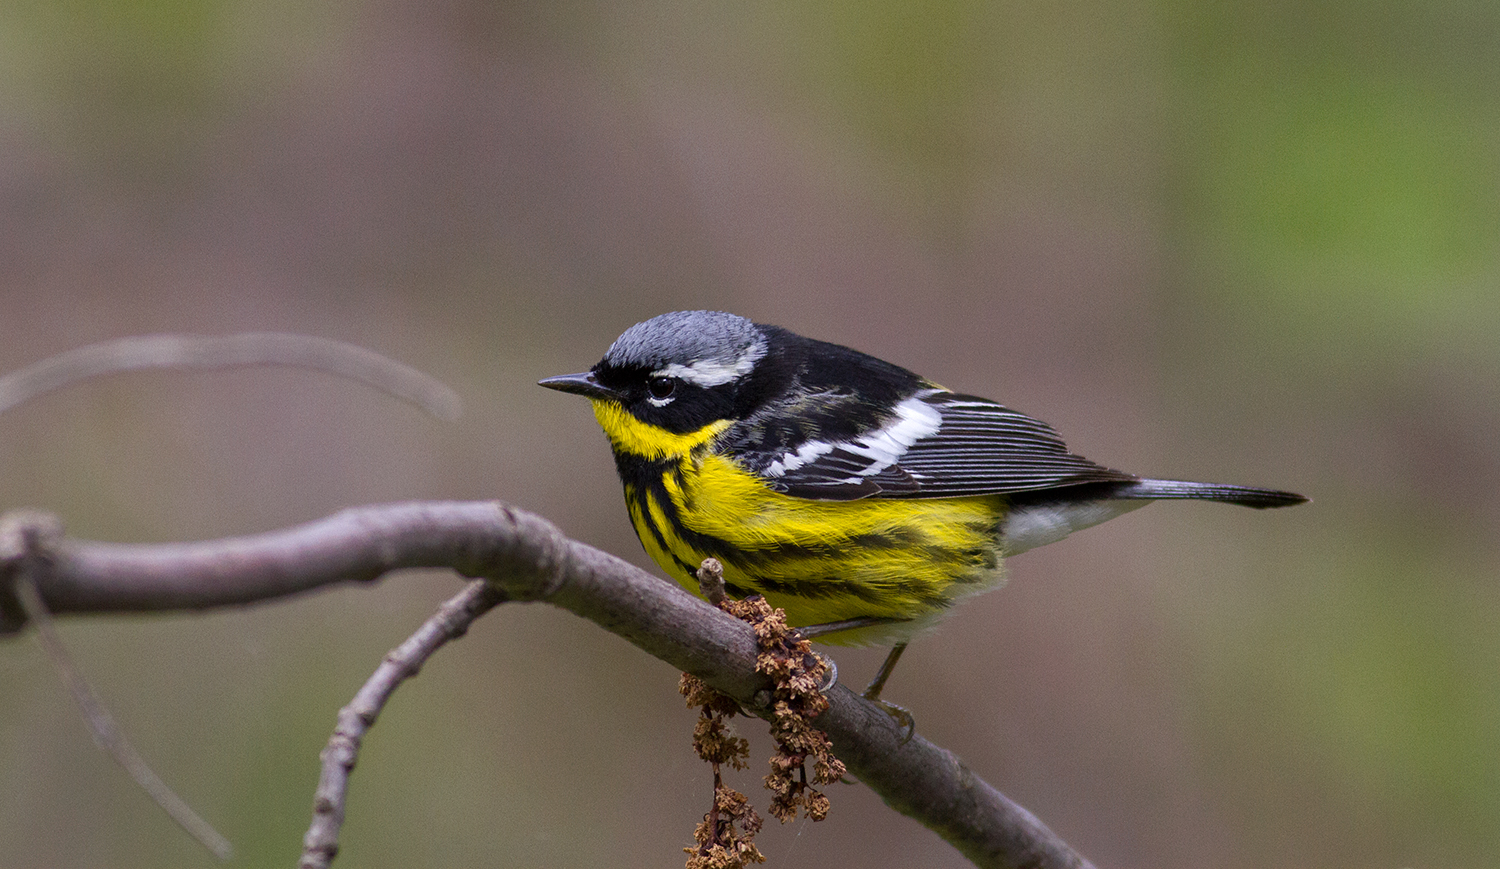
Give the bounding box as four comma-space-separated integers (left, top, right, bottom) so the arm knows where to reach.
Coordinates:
300, 578, 508, 869
0, 501, 1095, 869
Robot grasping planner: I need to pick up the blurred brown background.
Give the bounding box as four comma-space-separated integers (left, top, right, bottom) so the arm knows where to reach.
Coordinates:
2, 1, 1497, 867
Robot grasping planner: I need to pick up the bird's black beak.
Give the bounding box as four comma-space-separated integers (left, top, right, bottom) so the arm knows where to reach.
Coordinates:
538, 371, 621, 401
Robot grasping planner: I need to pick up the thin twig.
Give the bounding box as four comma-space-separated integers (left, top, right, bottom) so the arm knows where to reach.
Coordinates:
300, 579, 508, 869
11, 572, 234, 859
0, 332, 461, 421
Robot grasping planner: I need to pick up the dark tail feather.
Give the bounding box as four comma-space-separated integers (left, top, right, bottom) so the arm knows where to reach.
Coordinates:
1116, 479, 1308, 509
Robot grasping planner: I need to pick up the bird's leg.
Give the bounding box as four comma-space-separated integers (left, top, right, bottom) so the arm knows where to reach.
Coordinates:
861, 643, 916, 742
861, 642, 907, 703
796, 616, 901, 640
795, 615, 904, 692
795, 618, 889, 693
794, 620, 917, 742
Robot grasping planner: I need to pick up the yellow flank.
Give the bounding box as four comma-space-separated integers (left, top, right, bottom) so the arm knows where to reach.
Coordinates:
591, 397, 1008, 644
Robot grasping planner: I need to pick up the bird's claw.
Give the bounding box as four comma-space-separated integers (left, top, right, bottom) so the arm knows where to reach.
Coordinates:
863, 695, 916, 745
813, 651, 838, 692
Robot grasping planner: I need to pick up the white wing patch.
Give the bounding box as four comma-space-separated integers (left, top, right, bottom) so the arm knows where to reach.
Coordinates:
652, 337, 768, 388
763, 439, 835, 477
763, 393, 942, 483
834, 395, 942, 481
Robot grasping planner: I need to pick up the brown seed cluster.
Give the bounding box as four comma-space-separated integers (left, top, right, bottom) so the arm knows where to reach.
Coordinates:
681, 670, 765, 869
681, 559, 846, 868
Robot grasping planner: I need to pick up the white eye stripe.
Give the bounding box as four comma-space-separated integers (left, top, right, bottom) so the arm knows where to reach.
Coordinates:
650, 338, 767, 388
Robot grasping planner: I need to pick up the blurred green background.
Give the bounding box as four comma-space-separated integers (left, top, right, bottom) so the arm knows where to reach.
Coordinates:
2, 1, 1497, 867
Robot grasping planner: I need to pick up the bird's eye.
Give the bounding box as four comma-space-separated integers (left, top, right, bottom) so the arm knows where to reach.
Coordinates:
647, 377, 677, 401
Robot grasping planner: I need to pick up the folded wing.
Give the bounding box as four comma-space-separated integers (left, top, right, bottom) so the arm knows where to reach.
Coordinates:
750, 390, 1138, 501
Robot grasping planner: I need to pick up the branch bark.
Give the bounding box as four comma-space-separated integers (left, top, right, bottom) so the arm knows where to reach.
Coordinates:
0, 501, 1095, 869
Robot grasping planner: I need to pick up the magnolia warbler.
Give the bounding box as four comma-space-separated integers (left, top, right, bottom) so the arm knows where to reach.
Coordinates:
540, 310, 1306, 701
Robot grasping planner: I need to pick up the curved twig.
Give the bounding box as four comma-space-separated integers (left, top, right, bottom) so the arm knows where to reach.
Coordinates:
7, 540, 234, 859
0, 332, 462, 421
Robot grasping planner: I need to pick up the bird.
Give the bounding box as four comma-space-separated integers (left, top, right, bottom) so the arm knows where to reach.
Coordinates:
539, 310, 1306, 705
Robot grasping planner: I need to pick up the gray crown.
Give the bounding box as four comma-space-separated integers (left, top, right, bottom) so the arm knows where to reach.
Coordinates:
604, 311, 764, 373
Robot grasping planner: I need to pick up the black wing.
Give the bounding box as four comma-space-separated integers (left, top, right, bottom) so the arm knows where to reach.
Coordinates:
740, 389, 1137, 501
